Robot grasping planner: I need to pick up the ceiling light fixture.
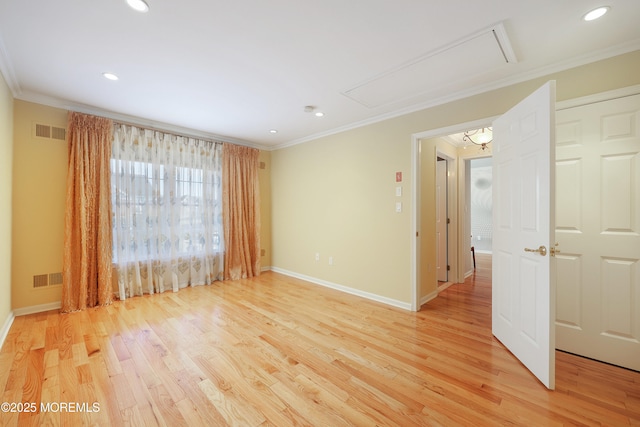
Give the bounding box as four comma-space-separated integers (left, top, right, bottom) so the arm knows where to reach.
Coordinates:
102, 72, 119, 81
269, 129, 278, 134
304, 105, 324, 117
463, 127, 492, 151
583, 6, 610, 21
126, 0, 149, 13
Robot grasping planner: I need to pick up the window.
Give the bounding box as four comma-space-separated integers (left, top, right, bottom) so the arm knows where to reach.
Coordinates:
111, 125, 223, 297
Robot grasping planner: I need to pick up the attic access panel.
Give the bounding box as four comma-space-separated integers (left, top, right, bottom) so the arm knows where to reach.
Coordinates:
343, 23, 517, 108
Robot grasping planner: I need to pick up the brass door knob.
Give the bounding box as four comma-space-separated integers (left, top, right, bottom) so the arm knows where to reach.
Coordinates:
524, 245, 547, 256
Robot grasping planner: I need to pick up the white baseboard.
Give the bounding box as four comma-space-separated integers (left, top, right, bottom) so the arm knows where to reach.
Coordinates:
260, 266, 272, 273
270, 267, 412, 311
12, 302, 61, 317
0, 311, 15, 351
420, 290, 438, 307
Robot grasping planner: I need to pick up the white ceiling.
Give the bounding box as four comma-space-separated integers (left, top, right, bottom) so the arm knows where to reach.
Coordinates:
1, 1, 639, 149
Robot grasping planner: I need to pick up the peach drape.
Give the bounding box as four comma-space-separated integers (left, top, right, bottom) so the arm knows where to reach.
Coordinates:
62, 112, 114, 312
222, 143, 261, 280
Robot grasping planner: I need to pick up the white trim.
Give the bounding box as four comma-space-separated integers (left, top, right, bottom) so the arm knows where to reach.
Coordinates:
410, 135, 419, 311
409, 83, 640, 312
411, 117, 496, 311
275, 42, 640, 150
260, 266, 272, 273
413, 117, 499, 141
420, 290, 438, 307
0, 36, 20, 97
13, 91, 267, 151
270, 267, 412, 311
12, 302, 61, 317
0, 311, 15, 351
4, 38, 638, 153
556, 84, 640, 110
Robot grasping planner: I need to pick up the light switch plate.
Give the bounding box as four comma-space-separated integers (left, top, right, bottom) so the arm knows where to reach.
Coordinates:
395, 202, 402, 213
395, 186, 402, 197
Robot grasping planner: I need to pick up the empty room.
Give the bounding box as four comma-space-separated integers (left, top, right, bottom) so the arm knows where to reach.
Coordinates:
1, 1, 639, 425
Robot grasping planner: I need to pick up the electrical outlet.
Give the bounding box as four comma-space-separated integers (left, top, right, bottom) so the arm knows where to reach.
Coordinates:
329, 256, 334, 266
315, 252, 320, 261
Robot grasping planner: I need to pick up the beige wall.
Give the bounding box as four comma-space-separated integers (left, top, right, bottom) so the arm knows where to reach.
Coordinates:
271, 50, 640, 306
0, 73, 13, 327
12, 101, 67, 310
258, 150, 272, 269
271, 121, 413, 304
10, 99, 274, 310
419, 137, 459, 301
6, 50, 640, 311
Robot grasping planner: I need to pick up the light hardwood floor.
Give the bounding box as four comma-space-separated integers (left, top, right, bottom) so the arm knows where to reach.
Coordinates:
1, 254, 639, 426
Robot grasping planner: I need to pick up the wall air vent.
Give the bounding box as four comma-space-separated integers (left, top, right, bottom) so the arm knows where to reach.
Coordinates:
33, 123, 66, 141
49, 272, 63, 286
35, 123, 51, 138
33, 272, 63, 288
51, 126, 66, 141
33, 274, 48, 288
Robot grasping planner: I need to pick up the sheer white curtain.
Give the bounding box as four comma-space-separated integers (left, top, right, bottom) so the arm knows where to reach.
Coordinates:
111, 124, 224, 299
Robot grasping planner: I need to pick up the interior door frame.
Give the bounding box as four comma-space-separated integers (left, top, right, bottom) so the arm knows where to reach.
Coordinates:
411, 117, 497, 311
436, 153, 454, 283
411, 85, 640, 311
462, 154, 494, 278
435, 156, 448, 282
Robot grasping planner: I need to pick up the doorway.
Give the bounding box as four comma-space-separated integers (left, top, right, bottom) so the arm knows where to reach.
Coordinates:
436, 156, 448, 285
412, 122, 493, 310
555, 92, 640, 371
469, 157, 493, 256
412, 85, 640, 374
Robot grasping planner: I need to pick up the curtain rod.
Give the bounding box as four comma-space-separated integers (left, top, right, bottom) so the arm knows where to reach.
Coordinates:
67, 105, 263, 149
112, 120, 224, 146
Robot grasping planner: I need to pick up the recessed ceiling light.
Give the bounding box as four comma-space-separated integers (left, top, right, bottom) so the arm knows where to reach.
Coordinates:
102, 72, 119, 81
303, 105, 325, 117
269, 129, 278, 134
126, 0, 149, 13
583, 6, 610, 21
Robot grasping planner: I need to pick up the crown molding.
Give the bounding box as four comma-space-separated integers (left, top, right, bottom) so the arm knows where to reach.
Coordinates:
274, 41, 640, 151
14, 91, 270, 151
3, 31, 638, 153
0, 35, 20, 97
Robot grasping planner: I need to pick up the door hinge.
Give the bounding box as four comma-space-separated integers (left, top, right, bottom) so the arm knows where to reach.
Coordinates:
447, 218, 450, 224
447, 265, 450, 271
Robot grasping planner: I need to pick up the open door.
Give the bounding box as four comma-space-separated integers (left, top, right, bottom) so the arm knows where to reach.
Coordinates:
492, 81, 556, 389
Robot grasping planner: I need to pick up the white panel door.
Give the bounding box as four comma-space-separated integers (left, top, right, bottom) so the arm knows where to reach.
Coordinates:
436, 159, 448, 282
492, 81, 556, 389
555, 93, 640, 371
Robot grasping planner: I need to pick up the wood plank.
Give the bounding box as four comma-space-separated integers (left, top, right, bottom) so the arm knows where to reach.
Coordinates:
1, 254, 639, 426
